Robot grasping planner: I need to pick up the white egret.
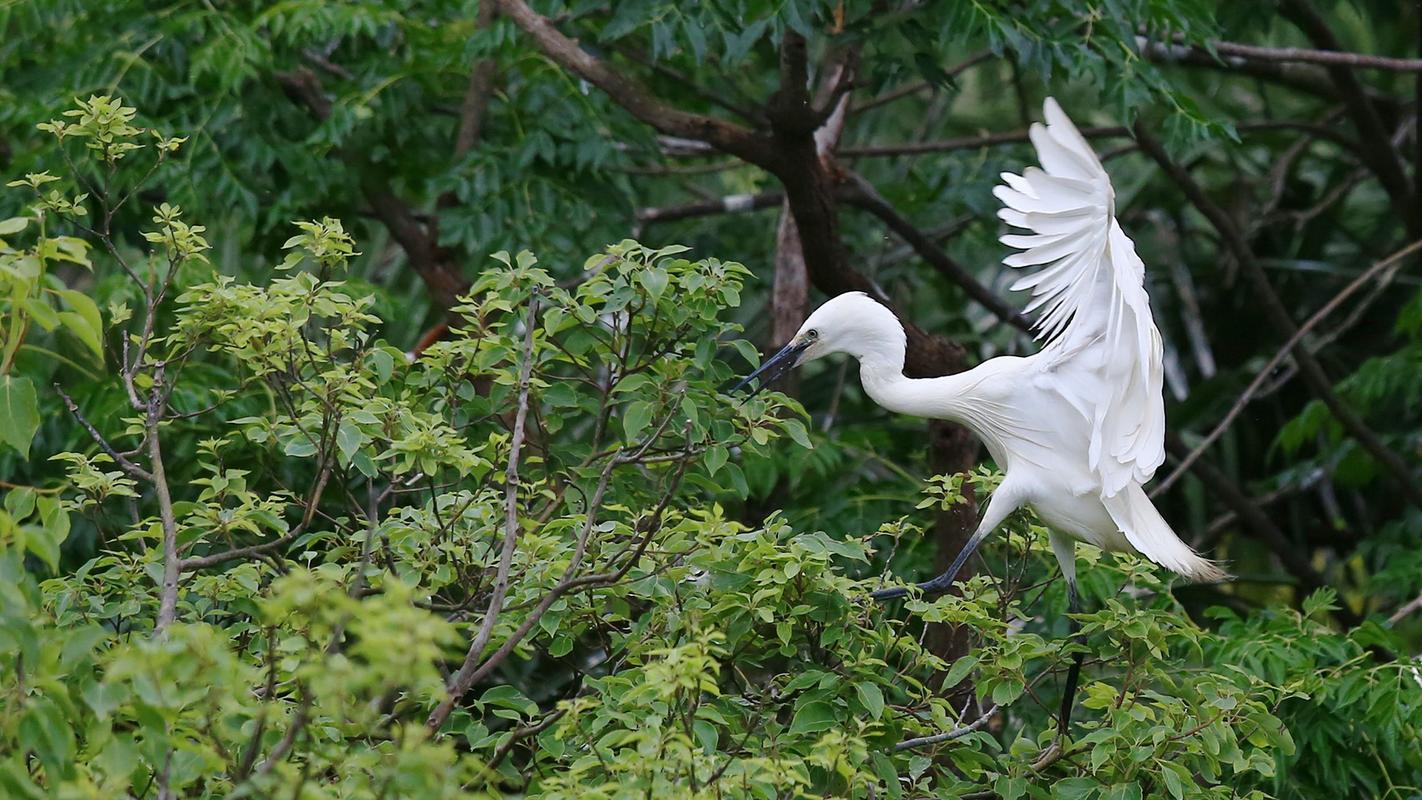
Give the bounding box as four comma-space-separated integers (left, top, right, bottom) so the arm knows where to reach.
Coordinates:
735, 98, 1226, 730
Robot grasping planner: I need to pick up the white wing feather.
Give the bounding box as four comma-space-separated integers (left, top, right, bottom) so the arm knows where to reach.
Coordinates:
995, 98, 1166, 498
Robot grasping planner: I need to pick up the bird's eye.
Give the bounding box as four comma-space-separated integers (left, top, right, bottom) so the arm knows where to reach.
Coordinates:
805, 329, 819, 341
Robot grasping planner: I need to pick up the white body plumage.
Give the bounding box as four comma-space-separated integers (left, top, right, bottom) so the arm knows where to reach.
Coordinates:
772, 98, 1224, 586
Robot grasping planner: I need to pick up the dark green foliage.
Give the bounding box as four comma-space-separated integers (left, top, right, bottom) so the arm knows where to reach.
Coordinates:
4, 1, 1422, 797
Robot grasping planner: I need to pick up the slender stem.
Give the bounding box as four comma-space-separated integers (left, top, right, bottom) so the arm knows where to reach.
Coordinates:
427, 294, 540, 731
149, 369, 181, 635
1151, 238, 1422, 496
894, 704, 999, 751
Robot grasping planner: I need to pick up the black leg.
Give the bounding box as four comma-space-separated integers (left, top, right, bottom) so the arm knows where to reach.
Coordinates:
1057, 581, 1086, 735
870, 522, 993, 602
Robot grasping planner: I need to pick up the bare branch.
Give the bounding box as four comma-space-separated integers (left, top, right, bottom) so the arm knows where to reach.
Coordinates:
636, 192, 783, 224
1139, 38, 1361, 104
1151, 239, 1422, 497
841, 126, 1129, 158
179, 456, 345, 572
493, 0, 772, 166
277, 68, 471, 307
254, 690, 312, 778
1134, 123, 1422, 511
1386, 590, 1422, 626
427, 294, 540, 731
851, 50, 993, 114
1279, 0, 1418, 230
895, 704, 999, 751
1146, 35, 1422, 72
53, 383, 154, 482
612, 42, 764, 125
1164, 433, 1362, 629
773, 54, 855, 358
453, 2, 499, 161
148, 369, 181, 635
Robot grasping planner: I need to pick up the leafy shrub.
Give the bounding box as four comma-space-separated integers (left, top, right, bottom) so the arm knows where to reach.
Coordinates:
1, 99, 1417, 800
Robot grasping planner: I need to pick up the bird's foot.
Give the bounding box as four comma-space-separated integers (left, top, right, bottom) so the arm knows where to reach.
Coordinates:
868, 577, 957, 603
868, 585, 909, 602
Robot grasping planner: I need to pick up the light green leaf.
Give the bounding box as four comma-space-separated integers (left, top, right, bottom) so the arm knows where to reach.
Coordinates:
640, 267, 669, 300
0, 375, 40, 458
705, 445, 729, 477
782, 419, 813, 449
942, 655, 978, 689
54, 289, 103, 360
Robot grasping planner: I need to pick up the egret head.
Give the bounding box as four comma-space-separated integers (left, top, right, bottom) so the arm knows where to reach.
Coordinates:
732, 292, 905, 394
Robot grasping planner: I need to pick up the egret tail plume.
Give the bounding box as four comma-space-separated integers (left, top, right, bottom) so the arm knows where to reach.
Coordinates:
1103, 485, 1230, 583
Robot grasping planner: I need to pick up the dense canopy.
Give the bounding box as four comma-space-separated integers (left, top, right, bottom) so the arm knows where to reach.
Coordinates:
1, 1, 1421, 797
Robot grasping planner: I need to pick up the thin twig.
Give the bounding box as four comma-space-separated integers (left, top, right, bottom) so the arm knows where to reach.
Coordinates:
842, 170, 1033, 333
427, 294, 540, 731
1174, 36, 1422, 73
1135, 123, 1422, 511
53, 383, 154, 482
894, 704, 999, 751
1151, 238, 1422, 497
148, 368, 182, 635
840, 126, 1129, 158
1386, 591, 1422, 626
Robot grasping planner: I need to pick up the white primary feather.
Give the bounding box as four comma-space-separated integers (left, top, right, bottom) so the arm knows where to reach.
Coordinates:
995, 98, 1166, 498
1102, 486, 1228, 583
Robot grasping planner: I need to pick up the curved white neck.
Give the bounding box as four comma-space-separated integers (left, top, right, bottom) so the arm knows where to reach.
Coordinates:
857, 356, 975, 422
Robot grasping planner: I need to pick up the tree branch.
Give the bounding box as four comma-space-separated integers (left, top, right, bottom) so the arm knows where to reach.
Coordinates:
453, 1, 500, 161
1279, 0, 1418, 230
54, 384, 153, 482
1134, 123, 1422, 511
841, 126, 1129, 158
1151, 238, 1422, 497
427, 295, 539, 731
841, 171, 1033, 334
277, 68, 471, 308
1150, 35, 1422, 72
895, 704, 999, 751
850, 50, 992, 114
636, 192, 783, 224
147, 369, 181, 635
1165, 433, 1362, 628
493, 0, 772, 165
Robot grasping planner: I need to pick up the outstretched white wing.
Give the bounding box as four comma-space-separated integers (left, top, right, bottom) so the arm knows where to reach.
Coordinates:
994, 98, 1165, 497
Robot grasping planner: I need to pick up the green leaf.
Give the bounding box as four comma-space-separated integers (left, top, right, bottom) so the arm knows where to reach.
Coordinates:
21, 298, 59, 331
622, 400, 654, 440
1160, 761, 1188, 800
30, 495, 70, 570
639, 267, 669, 300
705, 445, 729, 477
787, 700, 837, 736
0, 375, 40, 458
782, 419, 813, 449
941, 655, 978, 689
995, 777, 1028, 800
4, 486, 36, 520
855, 682, 885, 720
1053, 778, 1098, 800
991, 678, 1024, 706
54, 288, 104, 360
0, 217, 28, 235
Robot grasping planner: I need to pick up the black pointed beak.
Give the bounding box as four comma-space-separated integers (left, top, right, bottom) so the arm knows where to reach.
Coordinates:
730, 339, 810, 395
